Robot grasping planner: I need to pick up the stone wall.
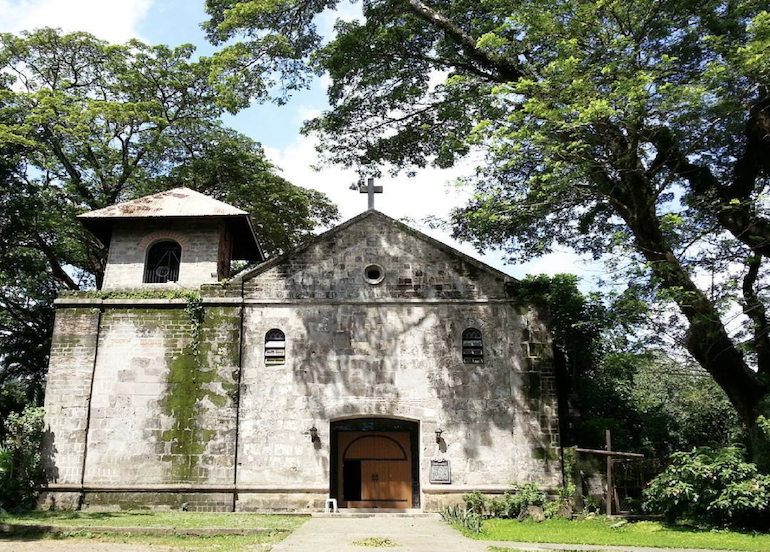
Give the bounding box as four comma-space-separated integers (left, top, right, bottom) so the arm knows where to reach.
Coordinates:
243, 214, 506, 302
42, 298, 242, 511
83, 306, 240, 487
42, 212, 563, 512
102, 219, 225, 290
234, 212, 562, 510
43, 308, 101, 484
234, 301, 561, 510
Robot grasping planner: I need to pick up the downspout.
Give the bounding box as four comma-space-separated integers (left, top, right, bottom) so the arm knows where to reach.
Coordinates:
78, 306, 103, 509
231, 280, 246, 512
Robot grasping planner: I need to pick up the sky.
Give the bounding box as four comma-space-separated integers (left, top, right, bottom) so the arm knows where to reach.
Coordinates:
0, 0, 599, 286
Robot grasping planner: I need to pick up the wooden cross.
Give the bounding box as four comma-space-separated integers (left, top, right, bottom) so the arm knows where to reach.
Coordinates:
358, 177, 383, 210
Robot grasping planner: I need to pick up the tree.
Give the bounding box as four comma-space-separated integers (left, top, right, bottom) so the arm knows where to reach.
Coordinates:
204, 1, 770, 436
143, 127, 339, 255
0, 406, 45, 510
519, 274, 740, 458
0, 29, 339, 409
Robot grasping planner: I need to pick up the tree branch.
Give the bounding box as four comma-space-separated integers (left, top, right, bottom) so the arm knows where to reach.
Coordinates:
742, 255, 770, 375
648, 126, 770, 257
399, 0, 522, 82
32, 233, 79, 290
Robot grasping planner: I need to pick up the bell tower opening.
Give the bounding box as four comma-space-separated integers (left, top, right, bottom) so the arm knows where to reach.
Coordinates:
143, 240, 182, 283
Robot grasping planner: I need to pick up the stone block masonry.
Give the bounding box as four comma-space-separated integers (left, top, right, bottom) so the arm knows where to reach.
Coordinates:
43, 308, 101, 486
41, 211, 563, 512
41, 298, 242, 511
102, 219, 226, 290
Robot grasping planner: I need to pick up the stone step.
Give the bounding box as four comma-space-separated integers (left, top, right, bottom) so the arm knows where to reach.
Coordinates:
313, 509, 440, 518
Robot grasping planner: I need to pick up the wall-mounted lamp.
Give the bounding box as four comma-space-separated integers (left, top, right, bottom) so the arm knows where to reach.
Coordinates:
308, 426, 319, 443
435, 429, 443, 443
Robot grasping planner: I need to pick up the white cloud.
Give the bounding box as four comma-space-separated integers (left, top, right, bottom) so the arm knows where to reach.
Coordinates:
0, 0, 151, 42
265, 133, 603, 286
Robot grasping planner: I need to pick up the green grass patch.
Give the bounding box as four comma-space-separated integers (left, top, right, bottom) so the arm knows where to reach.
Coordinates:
0, 512, 308, 551
489, 549, 585, 552
1, 527, 287, 551
457, 517, 770, 551
0, 510, 305, 531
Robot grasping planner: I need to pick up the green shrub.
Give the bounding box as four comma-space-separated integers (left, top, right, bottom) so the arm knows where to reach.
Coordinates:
506, 482, 546, 518
543, 500, 561, 518
643, 446, 770, 529
462, 483, 547, 519
439, 504, 483, 533
0, 406, 45, 511
463, 491, 486, 515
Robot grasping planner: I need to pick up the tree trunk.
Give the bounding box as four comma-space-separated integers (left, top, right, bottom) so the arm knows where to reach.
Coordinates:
607, 182, 769, 428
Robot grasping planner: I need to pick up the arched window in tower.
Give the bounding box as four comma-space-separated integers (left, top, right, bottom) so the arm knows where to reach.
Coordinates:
462, 328, 484, 364
144, 241, 181, 283
265, 329, 286, 365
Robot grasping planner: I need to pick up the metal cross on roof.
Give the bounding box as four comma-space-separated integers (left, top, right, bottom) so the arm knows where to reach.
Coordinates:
358, 177, 383, 210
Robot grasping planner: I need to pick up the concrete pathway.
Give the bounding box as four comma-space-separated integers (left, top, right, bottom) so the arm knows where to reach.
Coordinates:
271, 517, 756, 552
271, 516, 488, 552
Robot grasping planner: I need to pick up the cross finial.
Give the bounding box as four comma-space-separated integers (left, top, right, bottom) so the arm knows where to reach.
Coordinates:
358, 177, 383, 210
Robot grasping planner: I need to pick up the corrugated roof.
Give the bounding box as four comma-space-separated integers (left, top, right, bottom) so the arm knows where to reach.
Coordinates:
78, 187, 248, 219
78, 187, 264, 262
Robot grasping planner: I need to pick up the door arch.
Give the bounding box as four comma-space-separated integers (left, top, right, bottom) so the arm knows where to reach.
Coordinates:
330, 418, 419, 509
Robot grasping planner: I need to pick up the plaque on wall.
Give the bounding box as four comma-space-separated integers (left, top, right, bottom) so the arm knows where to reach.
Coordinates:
429, 459, 451, 484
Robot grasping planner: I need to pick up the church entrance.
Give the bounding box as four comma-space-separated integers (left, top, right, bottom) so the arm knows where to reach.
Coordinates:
330, 418, 420, 509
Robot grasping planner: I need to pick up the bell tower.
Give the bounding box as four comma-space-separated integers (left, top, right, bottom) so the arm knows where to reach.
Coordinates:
78, 188, 264, 290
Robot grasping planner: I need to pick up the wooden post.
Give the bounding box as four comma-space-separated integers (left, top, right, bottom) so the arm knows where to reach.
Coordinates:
606, 429, 612, 516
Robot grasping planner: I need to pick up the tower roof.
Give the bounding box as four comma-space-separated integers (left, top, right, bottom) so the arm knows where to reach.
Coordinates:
78, 187, 264, 261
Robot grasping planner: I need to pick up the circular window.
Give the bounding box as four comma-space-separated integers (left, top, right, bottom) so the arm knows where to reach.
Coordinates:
364, 264, 385, 285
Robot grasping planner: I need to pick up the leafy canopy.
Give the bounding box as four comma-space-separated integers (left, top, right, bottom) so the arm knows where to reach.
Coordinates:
0, 28, 339, 409
205, 1, 770, 433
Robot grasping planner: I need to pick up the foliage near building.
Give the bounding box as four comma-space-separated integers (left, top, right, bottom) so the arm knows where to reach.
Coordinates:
204, 0, 770, 448
0, 406, 45, 511
0, 29, 339, 414
644, 447, 770, 530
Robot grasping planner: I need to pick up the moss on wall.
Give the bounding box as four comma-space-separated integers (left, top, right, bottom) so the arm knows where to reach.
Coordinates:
160, 305, 240, 482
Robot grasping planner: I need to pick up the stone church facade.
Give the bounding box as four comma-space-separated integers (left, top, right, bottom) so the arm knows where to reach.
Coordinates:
41, 188, 563, 512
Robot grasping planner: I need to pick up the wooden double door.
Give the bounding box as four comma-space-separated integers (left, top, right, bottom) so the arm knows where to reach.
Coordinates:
337, 431, 412, 508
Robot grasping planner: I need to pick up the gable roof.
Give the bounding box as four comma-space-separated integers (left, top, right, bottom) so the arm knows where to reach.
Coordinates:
236, 209, 516, 283
78, 187, 264, 261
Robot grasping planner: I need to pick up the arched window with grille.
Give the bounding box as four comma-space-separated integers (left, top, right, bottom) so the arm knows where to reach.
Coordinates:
265, 329, 286, 365
144, 241, 181, 283
462, 328, 484, 364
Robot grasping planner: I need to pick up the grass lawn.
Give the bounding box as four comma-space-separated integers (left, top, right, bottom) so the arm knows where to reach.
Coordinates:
2, 529, 288, 551
0, 511, 308, 551
456, 517, 770, 551
0, 510, 305, 530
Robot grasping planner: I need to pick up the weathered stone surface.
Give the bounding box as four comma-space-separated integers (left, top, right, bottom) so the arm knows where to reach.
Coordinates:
84, 306, 240, 486
102, 219, 226, 289
43, 308, 101, 485
43, 209, 562, 512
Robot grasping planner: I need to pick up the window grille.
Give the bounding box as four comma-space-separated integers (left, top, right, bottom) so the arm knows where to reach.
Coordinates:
462, 328, 484, 364
265, 329, 286, 365
144, 241, 181, 283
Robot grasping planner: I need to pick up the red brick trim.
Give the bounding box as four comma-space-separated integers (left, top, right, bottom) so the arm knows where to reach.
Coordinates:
136, 231, 191, 253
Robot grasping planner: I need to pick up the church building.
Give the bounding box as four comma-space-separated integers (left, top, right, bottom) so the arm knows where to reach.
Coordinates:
41, 187, 563, 512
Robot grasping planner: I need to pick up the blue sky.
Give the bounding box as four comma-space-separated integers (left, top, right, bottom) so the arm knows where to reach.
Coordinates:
0, 0, 598, 286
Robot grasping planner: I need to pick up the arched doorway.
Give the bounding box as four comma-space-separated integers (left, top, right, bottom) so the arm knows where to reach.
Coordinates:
330, 418, 420, 509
